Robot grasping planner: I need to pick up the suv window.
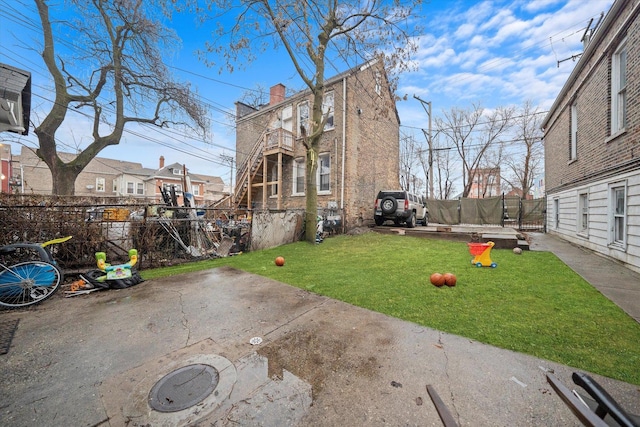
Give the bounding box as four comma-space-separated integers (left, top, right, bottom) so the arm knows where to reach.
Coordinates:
376, 191, 405, 200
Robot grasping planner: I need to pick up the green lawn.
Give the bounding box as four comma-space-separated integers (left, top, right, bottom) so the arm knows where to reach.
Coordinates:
142, 232, 640, 385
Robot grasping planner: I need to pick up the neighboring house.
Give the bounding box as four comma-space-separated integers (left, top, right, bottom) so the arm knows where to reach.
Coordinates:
233, 59, 400, 227
1, 143, 13, 193
468, 167, 501, 199
13, 147, 226, 205
542, 0, 640, 273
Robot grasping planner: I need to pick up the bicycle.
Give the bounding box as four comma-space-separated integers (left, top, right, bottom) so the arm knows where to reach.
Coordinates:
0, 236, 72, 308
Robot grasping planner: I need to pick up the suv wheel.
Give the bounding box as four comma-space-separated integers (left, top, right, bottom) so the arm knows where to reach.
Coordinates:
406, 212, 416, 228
380, 197, 397, 214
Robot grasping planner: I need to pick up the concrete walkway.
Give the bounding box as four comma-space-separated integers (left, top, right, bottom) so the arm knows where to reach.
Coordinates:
529, 232, 640, 323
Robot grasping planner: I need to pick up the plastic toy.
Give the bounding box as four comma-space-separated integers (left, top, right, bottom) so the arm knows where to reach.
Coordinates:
467, 241, 497, 268
96, 249, 138, 279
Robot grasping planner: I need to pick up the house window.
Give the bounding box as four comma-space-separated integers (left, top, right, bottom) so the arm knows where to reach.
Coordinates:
282, 105, 293, 132
570, 101, 577, 160
611, 39, 627, 135
293, 158, 305, 195
553, 198, 559, 229
610, 184, 626, 246
298, 102, 309, 136
375, 71, 382, 96
318, 153, 330, 193
96, 177, 105, 192
578, 192, 588, 234
322, 92, 334, 130
192, 185, 200, 196
136, 182, 144, 195
269, 163, 278, 197
172, 168, 183, 176
127, 182, 134, 194
112, 180, 117, 192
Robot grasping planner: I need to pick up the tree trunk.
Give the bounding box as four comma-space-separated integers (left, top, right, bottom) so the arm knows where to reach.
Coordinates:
305, 147, 318, 243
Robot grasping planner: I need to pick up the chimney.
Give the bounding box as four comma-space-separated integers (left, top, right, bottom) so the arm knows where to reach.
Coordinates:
159, 156, 165, 169
270, 84, 286, 105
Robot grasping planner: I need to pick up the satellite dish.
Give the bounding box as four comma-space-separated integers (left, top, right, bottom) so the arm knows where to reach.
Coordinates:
86, 185, 94, 190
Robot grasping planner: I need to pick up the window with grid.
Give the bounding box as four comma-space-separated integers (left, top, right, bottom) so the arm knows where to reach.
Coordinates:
297, 102, 309, 136
136, 182, 144, 195
578, 192, 588, 233
322, 92, 334, 130
96, 177, 105, 192
127, 182, 134, 194
611, 185, 626, 245
570, 101, 578, 160
293, 158, 305, 195
611, 40, 627, 134
318, 153, 330, 193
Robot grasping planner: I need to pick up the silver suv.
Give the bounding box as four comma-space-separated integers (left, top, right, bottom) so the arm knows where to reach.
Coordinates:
374, 190, 428, 228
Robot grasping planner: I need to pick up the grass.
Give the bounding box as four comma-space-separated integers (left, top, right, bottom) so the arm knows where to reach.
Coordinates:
142, 232, 640, 385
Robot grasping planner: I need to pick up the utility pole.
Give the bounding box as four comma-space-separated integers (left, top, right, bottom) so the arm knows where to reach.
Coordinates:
414, 95, 433, 199
220, 153, 235, 205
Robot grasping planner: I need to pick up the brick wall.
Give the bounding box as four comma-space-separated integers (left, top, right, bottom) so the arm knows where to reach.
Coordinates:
544, 1, 640, 193
235, 60, 400, 228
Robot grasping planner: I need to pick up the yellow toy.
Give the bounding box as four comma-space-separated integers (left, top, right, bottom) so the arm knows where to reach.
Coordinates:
467, 241, 497, 268
96, 249, 138, 280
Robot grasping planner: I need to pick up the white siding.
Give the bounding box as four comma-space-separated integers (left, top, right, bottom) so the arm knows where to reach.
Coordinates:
546, 169, 640, 274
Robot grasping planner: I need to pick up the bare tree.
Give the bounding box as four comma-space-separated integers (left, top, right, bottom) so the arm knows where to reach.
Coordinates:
502, 101, 544, 198
436, 103, 514, 198
199, 0, 421, 242
400, 132, 421, 192
33, 0, 208, 195
433, 140, 455, 199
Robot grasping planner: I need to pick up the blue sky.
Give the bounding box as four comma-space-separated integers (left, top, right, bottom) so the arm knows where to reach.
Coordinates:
0, 0, 614, 187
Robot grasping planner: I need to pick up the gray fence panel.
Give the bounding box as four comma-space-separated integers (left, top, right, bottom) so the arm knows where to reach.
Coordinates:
426, 199, 460, 225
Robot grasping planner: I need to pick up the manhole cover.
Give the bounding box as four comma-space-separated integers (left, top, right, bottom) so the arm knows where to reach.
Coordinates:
148, 364, 219, 412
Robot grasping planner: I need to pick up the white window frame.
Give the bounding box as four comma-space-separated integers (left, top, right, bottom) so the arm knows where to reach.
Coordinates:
317, 153, 330, 194
375, 71, 382, 96
609, 182, 627, 248
297, 102, 309, 136
192, 185, 200, 196
611, 39, 627, 135
126, 181, 134, 194
293, 158, 305, 196
96, 177, 105, 192
322, 91, 334, 130
577, 191, 588, 236
136, 182, 144, 195
570, 101, 578, 161
112, 180, 117, 193
282, 104, 293, 132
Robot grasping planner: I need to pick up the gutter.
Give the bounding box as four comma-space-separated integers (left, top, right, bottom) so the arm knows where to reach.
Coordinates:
341, 76, 346, 210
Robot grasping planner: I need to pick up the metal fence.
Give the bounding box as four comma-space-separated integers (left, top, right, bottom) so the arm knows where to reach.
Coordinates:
426, 195, 545, 231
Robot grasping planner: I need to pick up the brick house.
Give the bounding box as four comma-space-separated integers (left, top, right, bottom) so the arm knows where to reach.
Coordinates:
542, 0, 640, 273
13, 147, 225, 205
468, 167, 501, 199
233, 59, 400, 228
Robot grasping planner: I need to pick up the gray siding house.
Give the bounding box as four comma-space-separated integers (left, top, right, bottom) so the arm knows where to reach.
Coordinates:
542, 0, 640, 273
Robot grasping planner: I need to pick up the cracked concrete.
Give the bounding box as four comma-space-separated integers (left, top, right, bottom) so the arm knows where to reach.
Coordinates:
0, 266, 639, 426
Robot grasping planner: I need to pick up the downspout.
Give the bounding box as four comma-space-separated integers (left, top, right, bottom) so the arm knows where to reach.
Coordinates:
340, 76, 346, 211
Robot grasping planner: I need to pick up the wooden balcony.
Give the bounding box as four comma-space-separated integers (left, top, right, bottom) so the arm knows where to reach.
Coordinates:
264, 128, 294, 156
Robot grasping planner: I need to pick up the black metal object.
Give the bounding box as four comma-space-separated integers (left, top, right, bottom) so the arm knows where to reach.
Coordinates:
546, 373, 639, 427
571, 372, 639, 427
148, 364, 219, 413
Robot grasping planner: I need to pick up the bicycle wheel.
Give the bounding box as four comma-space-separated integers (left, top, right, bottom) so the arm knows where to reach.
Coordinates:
0, 261, 62, 308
